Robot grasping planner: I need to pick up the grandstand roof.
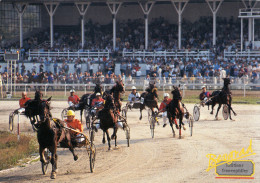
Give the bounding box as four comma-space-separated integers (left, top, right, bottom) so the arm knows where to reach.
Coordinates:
1, 0, 248, 4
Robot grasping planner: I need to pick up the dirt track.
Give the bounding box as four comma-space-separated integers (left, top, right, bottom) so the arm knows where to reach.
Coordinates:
0, 101, 259, 183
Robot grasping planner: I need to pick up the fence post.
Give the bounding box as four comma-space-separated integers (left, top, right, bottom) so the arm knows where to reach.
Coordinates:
65, 84, 67, 96
84, 85, 87, 94
45, 84, 47, 96
244, 84, 246, 97
103, 84, 106, 92
25, 84, 27, 92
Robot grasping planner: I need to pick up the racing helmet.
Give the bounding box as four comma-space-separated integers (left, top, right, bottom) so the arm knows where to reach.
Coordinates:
131, 86, 136, 90
67, 110, 75, 116
164, 93, 169, 97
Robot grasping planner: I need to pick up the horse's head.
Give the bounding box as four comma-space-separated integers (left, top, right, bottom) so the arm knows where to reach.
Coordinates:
104, 94, 115, 109
151, 87, 158, 99
94, 83, 102, 94
39, 96, 52, 122
149, 82, 155, 89
171, 86, 182, 101
116, 80, 125, 93
223, 78, 231, 87
35, 90, 43, 101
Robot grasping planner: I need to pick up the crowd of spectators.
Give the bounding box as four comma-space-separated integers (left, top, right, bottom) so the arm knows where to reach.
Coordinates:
0, 55, 259, 86
4, 16, 259, 54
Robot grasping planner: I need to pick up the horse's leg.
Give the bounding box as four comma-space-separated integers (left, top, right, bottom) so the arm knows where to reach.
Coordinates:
102, 131, 106, 144
139, 105, 144, 120
215, 104, 222, 120
112, 126, 118, 148
80, 109, 83, 124
106, 130, 111, 150
210, 102, 215, 115
50, 146, 57, 179
169, 118, 175, 137
39, 146, 46, 164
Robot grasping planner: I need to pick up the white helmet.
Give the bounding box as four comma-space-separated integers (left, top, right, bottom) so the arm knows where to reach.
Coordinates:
70, 89, 75, 93
96, 92, 101, 96
131, 86, 136, 90
201, 85, 206, 89
164, 93, 169, 97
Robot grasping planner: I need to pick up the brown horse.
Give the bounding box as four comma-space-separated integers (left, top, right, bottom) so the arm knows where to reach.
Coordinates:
97, 94, 119, 150
109, 80, 125, 113
166, 86, 186, 138
24, 91, 78, 179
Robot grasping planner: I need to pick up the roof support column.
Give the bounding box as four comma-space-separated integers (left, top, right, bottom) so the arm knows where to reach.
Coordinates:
44, 3, 59, 48
107, 2, 122, 51
171, 0, 189, 49
139, 1, 154, 50
241, 18, 243, 50
14, 3, 27, 48
75, 2, 91, 49
206, 0, 223, 47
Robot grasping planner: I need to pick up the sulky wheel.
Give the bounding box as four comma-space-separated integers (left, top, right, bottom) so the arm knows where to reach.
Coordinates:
189, 116, 194, 136
61, 108, 68, 120
121, 107, 127, 120
89, 144, 96, 173
222, 104, 229, 120
41, 149, 51, 175
84, 109, 91, 129
149, 116, 155, 139
193, 105, 200, 121
9, 112, 15, 132
124, 123, 130, 147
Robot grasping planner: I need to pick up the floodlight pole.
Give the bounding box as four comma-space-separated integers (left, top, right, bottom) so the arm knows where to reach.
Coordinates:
75, 2, 91, 49
14, 3, 27, 48
206, 0, 223, 47
139, 1, 155, 50
44, 3, 59, 48
107, 2, 122, 51
171, 0, 189, 49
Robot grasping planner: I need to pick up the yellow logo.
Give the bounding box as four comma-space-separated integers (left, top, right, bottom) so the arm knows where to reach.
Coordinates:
206, 139, 256, 172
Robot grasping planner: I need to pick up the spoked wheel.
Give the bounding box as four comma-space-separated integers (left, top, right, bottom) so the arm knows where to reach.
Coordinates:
222, 104, 229, 120
84, 109, 91, 129
9, 112, 15, 132
61, 108, 68, 120
148, 108, 152, 120
124, 123, 130, 147
89, 144, 96, 173
188, 116, 194, 136
149, 116, 155, 138
193, 105, 200, 121
41, 149, 51, 175
121, 107, 127, 119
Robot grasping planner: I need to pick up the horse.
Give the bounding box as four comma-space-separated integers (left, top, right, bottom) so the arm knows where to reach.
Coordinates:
24, 91, 78, 179
24, 90, 52, 128
205, 78, 237, 120
104, 80, 125, 113
69, 83, 103, 123
97, 94, 119, 150
166, 86, 186, 138
139, 84, 159, 120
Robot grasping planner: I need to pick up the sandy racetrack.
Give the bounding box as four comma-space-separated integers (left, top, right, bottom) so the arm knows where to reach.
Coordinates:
0, 101, 259, 183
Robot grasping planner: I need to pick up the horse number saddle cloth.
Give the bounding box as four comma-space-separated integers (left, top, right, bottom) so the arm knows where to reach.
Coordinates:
141, 97, 144, 104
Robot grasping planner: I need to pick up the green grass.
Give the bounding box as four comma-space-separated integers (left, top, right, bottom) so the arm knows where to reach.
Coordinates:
0, 131, 38, 171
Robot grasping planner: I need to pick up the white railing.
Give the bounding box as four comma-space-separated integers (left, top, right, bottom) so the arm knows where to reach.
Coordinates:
28, 50, 111, 59
224, 50, 260, 59
239, 8, 260, 18
122, 50, 210, 60
1, 81, 259, 98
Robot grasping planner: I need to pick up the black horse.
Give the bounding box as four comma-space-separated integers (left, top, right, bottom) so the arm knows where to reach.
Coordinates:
97, 94, 119, 150
139, 83, 159, 120
24, 91, 78, 179
166, 86, 186, 138
206, 78, 237, 120
103, 80, 125, 113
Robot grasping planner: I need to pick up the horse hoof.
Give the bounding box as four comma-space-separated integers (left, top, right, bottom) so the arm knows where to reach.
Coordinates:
179, 136, 182, 139
51, 172, 56, 179
102, 139, 106, 144
183, 126, 186, 131
210, 112, 213, 115
74, 155, 78, 161
114, 146, 119, 150
139, 117, 142, 120
175, 125, 179, 129
108, 147, 111, 151
234, 113, 237, 116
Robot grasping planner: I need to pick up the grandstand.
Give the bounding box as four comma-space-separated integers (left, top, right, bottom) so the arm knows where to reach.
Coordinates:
0, 0, 259, 96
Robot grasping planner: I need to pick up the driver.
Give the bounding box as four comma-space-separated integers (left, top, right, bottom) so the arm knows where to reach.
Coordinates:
65, 110, 84, 146
14, 92, 31, 114
91, 92, 104, 110
159, 93, 172, 127
128, 86, 140, 109
199, 86, 211, 104
68, 89, 80, 107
